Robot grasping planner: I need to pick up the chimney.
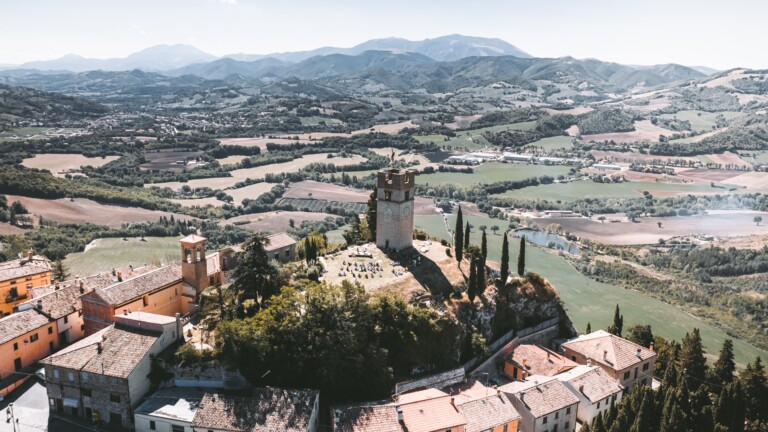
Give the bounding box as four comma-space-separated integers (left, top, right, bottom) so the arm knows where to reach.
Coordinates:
547, 352, 551, 361
28, 250, 33, 261
396, 405, 403, 423
450, 396, 456, 409
117, 272, 122, 282
97, 342, 103, 354
111, 268, 116, 276
587, 358, 592, 367
520, 392, 525, 403
79, 281, 85, 294
649, 342, 654, 352
54, 282, 60, 290
603, 350, 608, 361
579, 385, 585, 394
636, 348, 642, 358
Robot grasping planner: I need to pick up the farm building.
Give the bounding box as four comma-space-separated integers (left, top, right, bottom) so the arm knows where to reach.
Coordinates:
592, 163, 622, 171
265, 232, 298, 263
446, 155, 482, 165
502, 153, 534, 162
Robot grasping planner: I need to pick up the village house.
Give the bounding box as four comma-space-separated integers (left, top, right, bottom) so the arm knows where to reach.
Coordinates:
503, 344, 578, 381
41, 311, 183, 429
191, 388, 320, 432
556, 365, 624, 426
264, 232, 297, 263
561, 330, 656, 391
80, 235, 233, 335
0, 250, 51, 316
455, 389, 521, 432
134, 387, 204, 432
501, 378, 579, 432
0, 308, 57, 397
332, 387, 468, 432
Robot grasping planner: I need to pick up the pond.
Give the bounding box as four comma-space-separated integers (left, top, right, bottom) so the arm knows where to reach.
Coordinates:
514, 230, 581, 255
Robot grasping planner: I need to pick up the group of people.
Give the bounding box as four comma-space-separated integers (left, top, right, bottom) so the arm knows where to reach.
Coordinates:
338, 259, 385, 279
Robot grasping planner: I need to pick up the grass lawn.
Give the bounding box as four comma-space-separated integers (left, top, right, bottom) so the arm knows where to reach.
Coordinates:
443, 121, 538, 150
418, 163, 570, 187
415, 214, 768, 367
325, 225, 350, 246
524, 136, 574, 152
65, 236, 182, 277
495, 180, 719, 202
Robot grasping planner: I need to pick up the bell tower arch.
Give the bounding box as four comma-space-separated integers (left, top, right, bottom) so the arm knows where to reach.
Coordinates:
180, 234, 209, 293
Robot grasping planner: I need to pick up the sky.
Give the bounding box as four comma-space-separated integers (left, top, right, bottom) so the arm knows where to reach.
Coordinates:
1, 0, 766, 69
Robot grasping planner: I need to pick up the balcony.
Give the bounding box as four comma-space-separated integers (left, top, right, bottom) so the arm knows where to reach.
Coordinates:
4, 293, 28, 304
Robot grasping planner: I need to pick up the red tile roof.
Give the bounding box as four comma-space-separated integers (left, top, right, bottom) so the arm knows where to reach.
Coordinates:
399, 394, 466, 432
264, 232, 297, 251
504, 379, 579, 419
457, 393, 520, 432
91, 265, 182, 306
558, 366, 623, 403
562, 330, 656, 371
507, 344, 577, 377
0, 309, 51, 344
192, 389, 318, 432
0, 255, 50, 282
333, 405, 404, 432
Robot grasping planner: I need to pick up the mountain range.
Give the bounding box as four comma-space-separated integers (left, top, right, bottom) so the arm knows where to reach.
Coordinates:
6, 35, 530, 73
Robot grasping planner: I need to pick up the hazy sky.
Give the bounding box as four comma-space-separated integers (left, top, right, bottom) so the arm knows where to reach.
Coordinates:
2, 0, 766, 69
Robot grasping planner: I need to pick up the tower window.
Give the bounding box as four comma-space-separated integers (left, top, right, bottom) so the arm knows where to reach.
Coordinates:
405, 191, 410, 201
405, 174, 410, 183
385, 191, 392, 201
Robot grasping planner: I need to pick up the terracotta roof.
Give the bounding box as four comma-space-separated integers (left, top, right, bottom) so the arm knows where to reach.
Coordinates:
558, 366, 623, 403
0, 255, 50, 282
0, 309, 51, 344
19, 283, 82, 320
264, 232, 297, 251
507, 344, 577, 377
333, 404, 404, 432
180, 234, 207, 244
399, 394, 466, 432
457, 394, 520, 432
562, 330, 656, 371
192, 389, 318, 432
28, 265, 157, 299
92, 265, 182, 306
504, 379, 579, 419
41, 325, 159, 378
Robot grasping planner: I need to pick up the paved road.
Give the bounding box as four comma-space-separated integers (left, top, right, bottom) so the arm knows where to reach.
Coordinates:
0, 379, 93, 432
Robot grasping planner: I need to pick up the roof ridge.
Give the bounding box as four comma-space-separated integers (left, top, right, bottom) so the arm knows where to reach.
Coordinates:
99, 264, 175, 292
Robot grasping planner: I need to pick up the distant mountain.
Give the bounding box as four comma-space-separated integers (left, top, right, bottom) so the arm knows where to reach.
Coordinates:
0, 83, 109, 125
223, 34, 531, 63
165, 57, 288, 80
282, 51, 437, 79
690, 66, 720, 76
17, 44, 217, 72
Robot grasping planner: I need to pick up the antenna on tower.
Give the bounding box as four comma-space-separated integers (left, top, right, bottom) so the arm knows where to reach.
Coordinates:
390, 148, 397, 169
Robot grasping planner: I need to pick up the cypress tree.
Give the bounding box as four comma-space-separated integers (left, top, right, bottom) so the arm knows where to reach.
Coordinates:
712, 339, 735, 387
455, 207, 464, 266
608, 304, 623, 336
715, 381, 746, 432
464, 221, 471, 249
366, 187, 377, 242
517, 237, 526, 276
586, 322, 592, 334
679, 328, 708, 391
468, 256, 477, 302
481, 229, 487, 260
500, 232, 509, 283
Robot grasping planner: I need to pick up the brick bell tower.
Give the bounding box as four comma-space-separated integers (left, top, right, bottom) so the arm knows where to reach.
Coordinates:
180, 234, 209, 293
376, 150, 416, 251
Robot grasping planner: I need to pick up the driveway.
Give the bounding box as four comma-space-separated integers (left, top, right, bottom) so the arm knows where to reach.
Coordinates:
0, 379, 93, 432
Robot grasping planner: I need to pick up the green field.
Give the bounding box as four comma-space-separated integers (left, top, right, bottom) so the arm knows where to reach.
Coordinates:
415, 214, 768, 367
443, 121, 538, 150
418, 162, 570, 187
325, 225, 350, 245
660, 110, 746, 132
65, 236, 182, 277
299, 116, 342, 126
496, 179, 719, 202
524, 136, 574, 151
414, 134, 448, 144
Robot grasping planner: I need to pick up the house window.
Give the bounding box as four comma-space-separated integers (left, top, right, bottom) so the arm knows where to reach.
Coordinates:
63, 316, 68, 324
67, 372, 74, 381
634, 367, 638, 379
143, 295, 149, 307
542, 416, 548, 424
623, 371, 630, 380
555, 411, 559, 419
48, 327, 53, 334
82, 389, 92, 397
285, 250, 290, 257
149, 421, 156, 430
597, 401, 601, 409
571, 356, 576, 361
643, 362, 649, 371
13, 342, 18, 351
26, 283, 32, 289
171, 425, 184, 432
30, 333, 39, 342
565, 422, 570, 430
503, 426, 508, 432
110, 394, 120, 403
566, 407, 571, 415
82, 372, 89, 381
109, 412, 121, 426
53, 369, 60, 379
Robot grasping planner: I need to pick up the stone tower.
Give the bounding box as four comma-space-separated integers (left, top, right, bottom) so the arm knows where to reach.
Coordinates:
180, 234, 209, 293
376, 161, 416, 251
